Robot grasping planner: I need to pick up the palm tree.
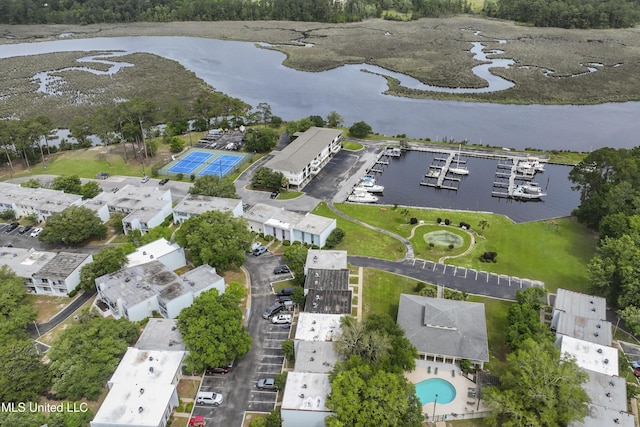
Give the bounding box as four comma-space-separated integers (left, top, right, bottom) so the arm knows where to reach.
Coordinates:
400, 208, 410, 223
478, 219, 490, 236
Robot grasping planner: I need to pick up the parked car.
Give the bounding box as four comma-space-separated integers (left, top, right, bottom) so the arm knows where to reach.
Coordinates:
252, 246, 268, 256
189, 416, 206, 427
17, 225, 32, 234
256, 378, 277, 390
277, 295, 292, 303
30, 227, 43, 238
276, 287, 296, 297
634, 367, 640, 378
205, 366, 229, 375
270, 191, 279, 199
195, 391, 223, 406
262, 302, 285, 319
273, 265, 290, 275
5, 222, 19, 233
159, 178, 169, 185
271, 313, 293, 324
141, 175, 150, 183
632, 360, 640, 369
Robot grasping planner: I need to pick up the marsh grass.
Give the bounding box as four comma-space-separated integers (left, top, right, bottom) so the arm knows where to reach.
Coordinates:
2, 17, 639, 124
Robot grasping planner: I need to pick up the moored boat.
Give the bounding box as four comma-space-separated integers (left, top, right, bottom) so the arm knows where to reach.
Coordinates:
348, 189, 378, 203
357, 177, 385, 193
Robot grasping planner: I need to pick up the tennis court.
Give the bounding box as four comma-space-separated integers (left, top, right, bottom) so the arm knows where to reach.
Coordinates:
198, 154, 244, 177
168, 151, 214, 174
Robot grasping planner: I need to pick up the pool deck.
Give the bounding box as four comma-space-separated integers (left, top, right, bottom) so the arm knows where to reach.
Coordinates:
406, 360, 490, 421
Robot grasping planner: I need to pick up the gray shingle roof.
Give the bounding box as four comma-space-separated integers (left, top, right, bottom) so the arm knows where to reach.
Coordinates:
397, 294, 489, 363
264, 127, 342, 172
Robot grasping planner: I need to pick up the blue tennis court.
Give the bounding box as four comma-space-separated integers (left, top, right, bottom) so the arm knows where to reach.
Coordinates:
168, 152, 214, 174
198, 154, 243, 177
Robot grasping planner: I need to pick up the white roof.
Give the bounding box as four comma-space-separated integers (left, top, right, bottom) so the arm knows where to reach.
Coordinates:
281, 372, 331, 412
295, 313, 343, 342
305, 250, 348, 270
295, 214, 335, 235
109, 348, 184, 386
91, 382, 176, 427
554, 289, 607, 321
555, 335, 618, 376
126, 238, 184, 268
0, 247, 57, 278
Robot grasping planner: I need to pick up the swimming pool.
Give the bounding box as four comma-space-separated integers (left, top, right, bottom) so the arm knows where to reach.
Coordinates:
415, 378, 456, 406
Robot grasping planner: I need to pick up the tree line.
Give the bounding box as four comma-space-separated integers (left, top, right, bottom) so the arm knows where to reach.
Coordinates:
569, 147, 640, 334
0, 0, 468, 25
484, 0, 640, 28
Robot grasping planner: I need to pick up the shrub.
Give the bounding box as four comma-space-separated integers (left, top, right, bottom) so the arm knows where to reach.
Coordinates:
436, 217, 442, 223
444, 219, 451, 225
410, 217, 418, 224
414, 282, 427, 292
325, 228, 345, 248
429, 242, 434, 247
282, 240, 291, 246
264, 235, 274, 241
176, 173, 184, 180
68, 289, 78, 298
250, 417, 267, 427
190, 174, 196, 181
282, 339, 295, 363
0, 209, 16, 221
448, 244, 454, 250
311, 245, 320, 249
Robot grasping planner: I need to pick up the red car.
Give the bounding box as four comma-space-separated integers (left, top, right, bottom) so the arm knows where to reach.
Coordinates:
633, 367, 640, 378
206, 366, 229, 375
189, 416, 206, 427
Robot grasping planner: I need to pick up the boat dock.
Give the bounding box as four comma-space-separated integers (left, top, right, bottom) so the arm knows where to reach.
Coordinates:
492, 159, 546, 200
420, 152, 464, 190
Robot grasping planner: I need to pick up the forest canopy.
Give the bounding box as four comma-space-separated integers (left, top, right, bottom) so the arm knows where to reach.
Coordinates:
1, 0, 638, 28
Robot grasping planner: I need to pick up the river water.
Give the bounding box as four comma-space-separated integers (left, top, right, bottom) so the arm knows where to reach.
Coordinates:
371, 151, 578, 223
1, 36, 639, 152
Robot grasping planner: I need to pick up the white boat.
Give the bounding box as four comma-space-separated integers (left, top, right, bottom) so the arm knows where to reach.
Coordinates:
348, 190, 378, 203
512, 185, 545, 200
426, 169, 441, 178
357, 177, 384, 193
520, 183, 544, 194
449, 145, 469, 175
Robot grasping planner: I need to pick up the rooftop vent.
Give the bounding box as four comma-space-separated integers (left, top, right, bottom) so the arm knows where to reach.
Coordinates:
606, 392, 612, 397
149, 367, 154, 373
302, 384, 307, 388
139, 388, 144, 395
299, 394, 305, 398
150, 255, 154, 259
149, 356, 154, 361
590, 300, 594, 304
596, 324, 601, 329
138, 407, 144, 413
143, 251, 147, 255
597, 348, 603, 354
171, 326, 177, 331
604, 359, 609, 364
594, 332, 599, 337
609, 381, 616, 387
591, 308, 596, 312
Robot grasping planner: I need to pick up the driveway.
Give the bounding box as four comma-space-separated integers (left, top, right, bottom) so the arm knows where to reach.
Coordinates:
198, 252, 292, 426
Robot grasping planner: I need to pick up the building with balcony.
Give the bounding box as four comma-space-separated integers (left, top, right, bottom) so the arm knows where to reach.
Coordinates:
264, 127, 342, 189
172, 194, 243, 225
244, 204, 336, 247
82, 185, 172, 235
0, 182, 83, 222
95, 261, 224, 321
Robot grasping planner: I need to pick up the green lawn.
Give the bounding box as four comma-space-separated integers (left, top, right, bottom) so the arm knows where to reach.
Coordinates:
277, 190, 303, 200
410, 224, 472, 261
362, 268, 421, 319
342, 141, 364, 151
330, 204, 597, 294
312, 202, 406, 260
468, 295, 512, 371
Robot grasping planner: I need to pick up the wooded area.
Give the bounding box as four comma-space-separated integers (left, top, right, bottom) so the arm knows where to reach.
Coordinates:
1, 0, 638, 28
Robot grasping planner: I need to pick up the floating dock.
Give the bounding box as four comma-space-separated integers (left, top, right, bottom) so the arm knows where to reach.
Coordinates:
420, 152, 466, 190
492, 159, 546, 200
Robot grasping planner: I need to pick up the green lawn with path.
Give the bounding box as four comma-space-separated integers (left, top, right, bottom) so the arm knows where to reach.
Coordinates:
312, 202, 406, 260
330, 203, 596, 294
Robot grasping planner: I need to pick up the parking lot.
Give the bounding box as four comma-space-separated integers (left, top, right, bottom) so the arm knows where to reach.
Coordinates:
190, 252, 295, 427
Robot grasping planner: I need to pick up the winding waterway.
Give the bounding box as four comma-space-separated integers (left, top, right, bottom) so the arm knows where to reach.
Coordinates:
1, 36, 639, 151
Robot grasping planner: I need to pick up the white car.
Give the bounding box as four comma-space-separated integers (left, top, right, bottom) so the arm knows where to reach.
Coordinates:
195, 391, 223, 406
271, 313, 292, 324
30, 227, 43, 238
141, 176, 150, 183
